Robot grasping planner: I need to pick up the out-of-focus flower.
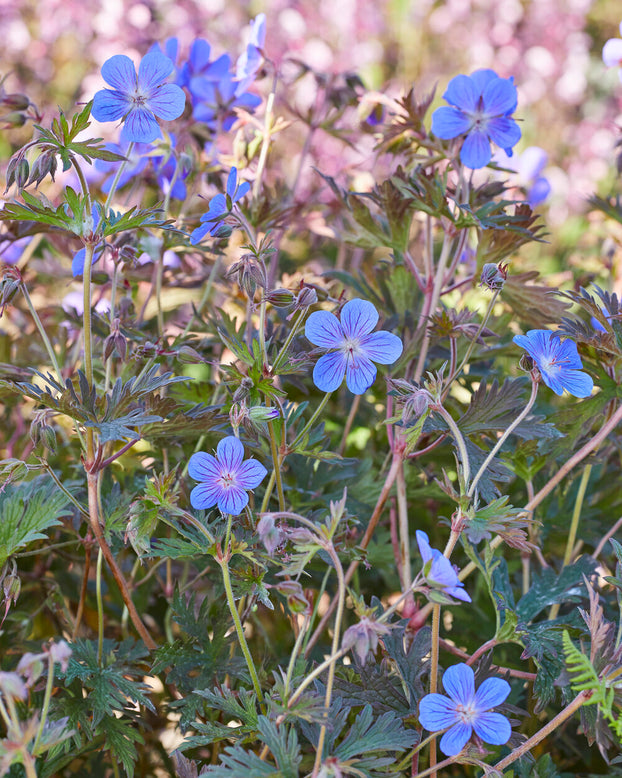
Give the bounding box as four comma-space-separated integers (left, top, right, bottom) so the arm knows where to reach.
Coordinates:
416, 531, 471, 603
152, 135, 191, 200
493, 146, 551, 206
513, 329, 593, 397
94, 141, 151, 193
236, 13, 266, 86
0, 235, 33, 265
603, 23, 622, 83
431, 69, 521, 169
188, 436, 267, 515
190, 167, 251, 243
305, 298, 403, 395
92, 52, 186, 143
72, 206, 104, 277
61, 290, 110, 316
178, 39, 231, 102
419, 663, 511, 756
192, 71, 262, 131
256, 514, 284, 555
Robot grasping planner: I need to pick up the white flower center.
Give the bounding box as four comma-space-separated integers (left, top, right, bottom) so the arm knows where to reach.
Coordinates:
341, 336, 362, 358
218, 471, 237, 491
455, 701, 478, 724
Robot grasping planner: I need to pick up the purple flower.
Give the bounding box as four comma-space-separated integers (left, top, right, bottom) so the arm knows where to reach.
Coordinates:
416, 531, 471, 603
190, 167, 250, 243
603, 22, 622, 82
0, 235, 32, 265
513, 329, 593, 398
192, 72, 262, 131
178, 39, 232, 103
419, 663, 511, 756
91, 52, 186, 143
236, 13, 266, 86
431, 69, 521, 169
305, 299, 403, 395
94, 141, 151, 193
493, 146, 551, 206
188, 436, 267, 515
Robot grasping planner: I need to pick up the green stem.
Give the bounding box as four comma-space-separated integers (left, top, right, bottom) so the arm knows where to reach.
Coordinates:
271, 307, 309, 372
267, 420, 285, 511
20, 282, 64, 384
433, 404, 470, 495
82, 241, 95, 460
32, 652, 55, 755
104, 262, 120, 394
41, 462, 89, 518
182, 254, 222, 336
291, 392, 332, 450
104, 142, 134, 213
396, 461, 411, 591
253, 85, 276, 200
284, 613, 310, 699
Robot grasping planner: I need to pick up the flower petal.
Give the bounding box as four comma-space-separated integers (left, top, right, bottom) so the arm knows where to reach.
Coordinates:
188, 451, 221, 483
419, 693, 458, 731
416, 530, 433, 564
218, 486, 249, 515
472, 711, 512, 746
559, 369, 594, 398
603, 38, 622, 67
92, 90, 130, 122
431, 106, 471, 140
341, 299, 379, 338
237, 458, 268, 490
360, 330, 403, 365
473, 677, 511, 710
233, 181, 251, 202
216, 436, 245, 472
460, 131, 492, 168
226, 167, 238, 197
486, 117, 521, 154
190, 222, 212, 244
446, 585, 472, 602
190, 482, 221, 510
470, 69, 499, 94
481, 77, 518, 116
440, 722, 472, 756
442, 663, 475, 705
138, 51, 175, 93
121, 107, 161, 143
345, 355, 377, 394
101, 55, 137, 92
189, 39, 212, 72
527, 177, 551, 206
313, 351, 348, 392
443, 74, 478, 112
519, 146, 548, 179
305, 310, 344, 348
148, 83, 186, 120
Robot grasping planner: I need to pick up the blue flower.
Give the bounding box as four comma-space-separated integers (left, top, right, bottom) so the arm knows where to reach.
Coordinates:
493, 146, 551, 207
72, 206, 104, 277
513, 329, 593, 398
431, 69, 521, 169
236, 13, 266, 87
92, 52, 186, 143
305, 299, 403, 395
419, 663, 511, 756
94, 141, 151, 193
191, 71, 262, 131
178, 39, 232, 102
188, 436, 267, 515
190, 167, 251, 243
416, 531, 471, 603
0, 235, 33, 265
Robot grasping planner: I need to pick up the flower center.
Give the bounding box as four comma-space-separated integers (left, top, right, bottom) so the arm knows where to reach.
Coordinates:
341, 336, 362, 358
131, 88, 150, 107
539, 354, 569, 373
218, 471, 236, 491
455, 702, 477, 724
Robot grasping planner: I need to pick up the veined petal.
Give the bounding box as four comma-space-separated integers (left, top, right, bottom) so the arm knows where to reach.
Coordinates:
237, 459, 268, 490
188, 451, 221, 483
470, 69, 499, 94
190, 482, 221, 510
92, 90, 130, 122
216, 436, 245, 472
443, 74, 478, 112
101, 55, 137, 92
121, 107, 161, 143
474, 677, 511, 710
431, 106, 471, 139
446, 585, 472, 602
460, 131, 492, 168
201, 194, 228, 220
487, 117, 521, 153
472, 712, 512, 745
138, 51, 175, 93
148, 83, 186, 120
442, 663, 475, 705
419, 693, 458, 731
603, 38, 622, 67
341, 299, 379, 338
481, 77, 518, 116
540, 369, 565, 396
313, 351, 347, 392
218, 485, 248, 515
190, 222, 211, 244
416, 530, 433, 564
345, 355, 376, 394
305, 310, 344, 348
559, 369, 594, 398
553, 337, 584, 369
440, 722, 472, 756
360, 330, 403, 365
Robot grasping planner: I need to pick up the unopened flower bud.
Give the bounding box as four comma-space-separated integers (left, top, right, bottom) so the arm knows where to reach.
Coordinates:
28, 150, 58, 187
480, 262, 508, 291
273, 580, 310, 614
265, 288, 295, 307
0, 671, 27, 699
177, 345, 203, 364
232, 377, 254, 402
295, 286, 318, 309
248, 406, 280, 423
256, 514, 284, 555
2, 93, 30, 111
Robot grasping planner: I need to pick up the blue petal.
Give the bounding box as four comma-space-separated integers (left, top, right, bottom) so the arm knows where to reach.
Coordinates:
416, 530, 433, 564
527, 177, 551, 206
473, 677, 511, 710
148, 83, 186, 120
439, 722, 472, 756
190, 482, 221, 510
101, 55, 136, 92
470, 69, 499, 94
460, 131, 492, 168
345, 355, 376, 394
188, 451, 220, 483
217, 436, 245, 472
250, 14, 267, 48
72, 249, 86, 277
190, 223, 211, 244
540, 369, 565, 396
486, 117, 521, 154
341, 299, 379, 339
431, 106, 471, 140
443, 74, 478, 112
559, 370, 594, 398
360, 330, 403, 365
481, 77, 518, 116
121, 107, 161, 143
472, 712, 512, 745
218, 486, 248, 515
233, 181, 251, 202
305, 310, 344, 348
419, 693, 457, 731
313, 351, 347, 392
138, 51, 175, 93
226, 168, 238, 198
446, 585, 471, 602
442, 664, 475, 705
92, 90, 130, 122
554, 337, 583, 368
201, 194, 228, 220
237, 458, 268, 490
189, 39, 212, 72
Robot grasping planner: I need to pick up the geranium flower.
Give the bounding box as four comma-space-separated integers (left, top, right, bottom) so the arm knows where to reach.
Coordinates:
305, 299, 403, 394
416, 531, 471, 603
92, 52, 186, 143
431, 69, 521, 169
603, 22, 622, 82
513, 329, 593, 398
188, 436, 267, 515
419, 663, 511, 756
493, 146, 551, 206
236, 13, 266, 87
190, 167, 250, 243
